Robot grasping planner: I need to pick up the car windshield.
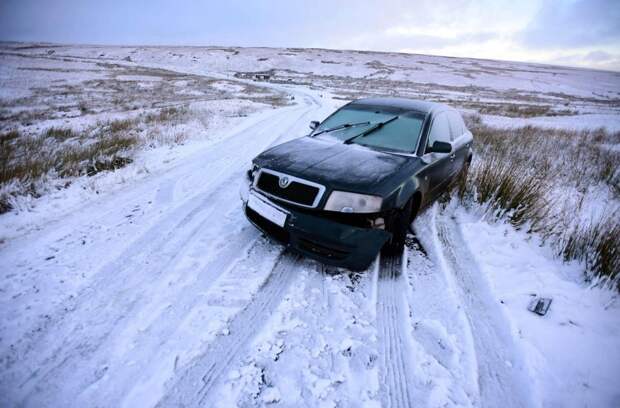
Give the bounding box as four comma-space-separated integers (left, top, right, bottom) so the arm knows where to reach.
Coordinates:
313, 105, 424, 153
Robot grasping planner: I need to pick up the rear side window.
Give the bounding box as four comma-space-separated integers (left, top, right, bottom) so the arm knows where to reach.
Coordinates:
427, 113, 450, 149
448, 111, 465, 140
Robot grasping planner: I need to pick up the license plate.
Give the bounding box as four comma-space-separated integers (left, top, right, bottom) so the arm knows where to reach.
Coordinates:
248, 192, 287, 227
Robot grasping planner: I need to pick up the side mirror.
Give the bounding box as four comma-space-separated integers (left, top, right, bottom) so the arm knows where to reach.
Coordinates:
428, 141, 452, 154
309, 121, 319, 130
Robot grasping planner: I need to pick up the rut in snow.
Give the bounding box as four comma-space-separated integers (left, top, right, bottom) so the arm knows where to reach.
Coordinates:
157, 252, 300, 407
12, 171, 258, 404
3, 93, 321, 407
434, 213, 535, 408
376, 251, 418, 408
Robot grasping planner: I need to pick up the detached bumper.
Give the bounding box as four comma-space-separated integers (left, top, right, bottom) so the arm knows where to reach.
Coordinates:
243, 191, 390, 270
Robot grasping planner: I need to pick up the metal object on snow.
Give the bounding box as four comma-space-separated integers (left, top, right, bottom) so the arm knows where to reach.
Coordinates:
528, 296, 552, 316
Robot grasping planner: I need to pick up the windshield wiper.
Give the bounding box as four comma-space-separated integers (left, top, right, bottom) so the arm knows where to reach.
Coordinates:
343, 116, 399, 144
312, 121, 371, 137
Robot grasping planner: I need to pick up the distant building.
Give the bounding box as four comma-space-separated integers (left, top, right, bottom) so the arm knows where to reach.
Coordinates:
254, 73, 272, 81
233, 70, 275, 81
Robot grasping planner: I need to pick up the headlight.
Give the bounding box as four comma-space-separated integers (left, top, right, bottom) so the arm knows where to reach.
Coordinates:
324, 191, 382, 213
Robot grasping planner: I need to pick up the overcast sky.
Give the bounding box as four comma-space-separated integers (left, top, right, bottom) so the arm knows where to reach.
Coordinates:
1, 0, 619, 71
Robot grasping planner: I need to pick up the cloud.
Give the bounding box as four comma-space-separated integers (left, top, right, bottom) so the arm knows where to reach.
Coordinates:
550, 50, 620, 71
382, 27, 498, 49
583, 50, 613, 62
340, 11, 503, 54
519, 0, 620, 49
0, 0, 618, 71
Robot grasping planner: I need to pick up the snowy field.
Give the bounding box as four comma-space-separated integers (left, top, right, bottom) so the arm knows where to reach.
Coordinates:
1, 43, 619, 407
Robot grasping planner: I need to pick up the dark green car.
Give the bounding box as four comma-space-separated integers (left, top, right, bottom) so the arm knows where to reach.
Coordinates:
241, 98, 473, 270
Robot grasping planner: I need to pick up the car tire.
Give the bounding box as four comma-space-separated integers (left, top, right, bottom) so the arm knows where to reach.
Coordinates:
383, 198, 413, 255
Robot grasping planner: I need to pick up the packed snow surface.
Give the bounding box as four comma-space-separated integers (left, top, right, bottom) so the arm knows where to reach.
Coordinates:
1, 44, 619, 407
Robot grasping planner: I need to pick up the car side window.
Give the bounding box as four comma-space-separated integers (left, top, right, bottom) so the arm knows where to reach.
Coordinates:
448, 111, 464, 141
426, 113, 450, 151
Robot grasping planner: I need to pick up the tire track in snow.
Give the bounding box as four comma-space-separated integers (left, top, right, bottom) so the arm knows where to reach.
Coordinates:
8, 100, 296, 345
157, 252, 301, 407
16, 171, 253, 405
103, 227, 261, 404
7, 92, 321, 406
433, 212, 535, 408
404, 224, 481, 407
376, 251, 417, 408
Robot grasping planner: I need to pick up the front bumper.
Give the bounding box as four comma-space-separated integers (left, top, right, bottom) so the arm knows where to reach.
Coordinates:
243, 190, 390, 270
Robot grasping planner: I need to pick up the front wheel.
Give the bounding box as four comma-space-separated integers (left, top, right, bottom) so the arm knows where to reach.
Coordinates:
382, 198, 413, 255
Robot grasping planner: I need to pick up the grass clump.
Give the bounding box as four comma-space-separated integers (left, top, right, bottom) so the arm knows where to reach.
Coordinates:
560, 212, 619, 285
466, 155, 550, 231
108, 118, 134, 133
44, 127, 76, 141
144, 106, 189, 124
458, 117, 620, 289
0, 125, 139, 213
0, 105, 206, 213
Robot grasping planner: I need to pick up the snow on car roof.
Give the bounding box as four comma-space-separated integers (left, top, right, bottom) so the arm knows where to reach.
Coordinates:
349, 97, 448, 115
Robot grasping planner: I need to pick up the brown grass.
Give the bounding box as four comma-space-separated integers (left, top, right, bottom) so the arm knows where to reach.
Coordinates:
458, 117, 620, 288
44, 127, 76, 141
0, 126, 139, 213
560, 212, 619, 285
465, 155, 551, 232
108, 118, 134, 133
144, 106, 189, 124
0, 104, 215, 213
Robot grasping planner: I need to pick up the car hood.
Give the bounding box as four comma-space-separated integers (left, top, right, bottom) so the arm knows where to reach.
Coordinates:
253, 136, 411, 193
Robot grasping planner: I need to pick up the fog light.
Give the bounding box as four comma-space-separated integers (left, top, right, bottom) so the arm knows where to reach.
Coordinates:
372, 217, 385, 229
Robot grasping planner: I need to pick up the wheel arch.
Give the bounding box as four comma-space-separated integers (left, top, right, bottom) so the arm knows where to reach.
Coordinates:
393, 175, 424, 210
409, 190, 422, 222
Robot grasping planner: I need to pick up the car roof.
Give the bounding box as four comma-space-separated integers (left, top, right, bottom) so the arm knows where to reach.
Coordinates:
348, 97, 450, 115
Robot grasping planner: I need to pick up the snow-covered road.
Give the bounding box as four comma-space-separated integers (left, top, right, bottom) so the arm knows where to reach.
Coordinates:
0, 84, 332, 406
1, 66, 618, 407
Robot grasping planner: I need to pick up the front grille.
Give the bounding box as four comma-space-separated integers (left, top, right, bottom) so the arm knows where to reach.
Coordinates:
256, 171, 321, 207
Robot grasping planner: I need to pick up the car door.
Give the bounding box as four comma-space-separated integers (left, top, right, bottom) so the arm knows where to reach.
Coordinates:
419, 112, 453, 201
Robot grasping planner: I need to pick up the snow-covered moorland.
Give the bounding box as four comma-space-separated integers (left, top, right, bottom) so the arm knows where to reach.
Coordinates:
1, 43, 619, 407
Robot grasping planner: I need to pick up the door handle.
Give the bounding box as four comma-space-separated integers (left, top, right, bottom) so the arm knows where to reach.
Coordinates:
450, 153, 456, 160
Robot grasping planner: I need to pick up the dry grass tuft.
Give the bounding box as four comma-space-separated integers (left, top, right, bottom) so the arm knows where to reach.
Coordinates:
560, 212, 619, 285
44, 127, 76, 141
458, 117, 620, 288
144, 106, 189, 124
0, 126, 139, 213
0, 104, 213, 213
466, 155, 551, 231
108, 118, 134, 133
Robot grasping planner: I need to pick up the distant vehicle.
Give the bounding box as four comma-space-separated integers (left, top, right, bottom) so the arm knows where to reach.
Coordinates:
241, 98, 473, 270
